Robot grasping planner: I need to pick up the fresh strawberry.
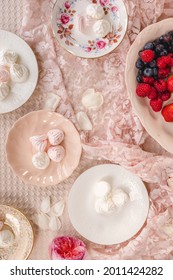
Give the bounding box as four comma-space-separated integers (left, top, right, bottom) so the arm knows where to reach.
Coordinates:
148, 87, 158, 99
141, 50, 155, 63
142, 76, 154, 85
158, 68, 170, 79
167, 76, 173, 92
160, 91, 171, 101
157, 56, 171, 68
150, 98, 163, 112
154, 79, 167, 92
136, 83, 151, 97
162, 103, 173, 122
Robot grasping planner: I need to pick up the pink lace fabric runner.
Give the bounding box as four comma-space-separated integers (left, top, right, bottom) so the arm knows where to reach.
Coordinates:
1, 0, 173, 259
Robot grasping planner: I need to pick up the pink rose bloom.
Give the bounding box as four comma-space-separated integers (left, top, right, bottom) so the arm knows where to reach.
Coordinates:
65, 1, 71, 9
60, 14, 70, 25
100, 0, 109, 6
49, 236, 86, 260
96, 41, 106, 49
111, 6, 118, 12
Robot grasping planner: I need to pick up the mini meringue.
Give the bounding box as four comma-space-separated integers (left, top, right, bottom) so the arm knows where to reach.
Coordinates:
0, 83, 10, 101
0, 65, 10, 83
0, 229, 14, 248
82, 88, 103, 109
32, 152, 50, 170
94, 181, 111, 198
86, 4, 104, 20
47, 129, 64, 145
47, 146, 65, 162
29, 134, 48, 152
95, 197, 115, 214
10, 63, 29, 83
112, 188, 129, 207
0, 49, 18, 66
93, 19, 111, 38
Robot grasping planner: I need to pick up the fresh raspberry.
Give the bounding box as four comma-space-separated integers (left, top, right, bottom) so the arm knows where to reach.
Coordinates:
157, 56, 171, 68
148, 87, 158, 99
141, 50, 155, 63
150, 98, 163, 112
160, 91, 171, 101
162, 103, 173, 122
167, 76, 173, 92
154, 79, 167, 93
158, 68, 170, 79
136, 83, 151, 97
142, 76, 154, 85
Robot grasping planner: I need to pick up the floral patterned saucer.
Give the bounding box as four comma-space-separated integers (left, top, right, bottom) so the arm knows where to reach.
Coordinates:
52, 0, 128, 58
0, 205, 33, 260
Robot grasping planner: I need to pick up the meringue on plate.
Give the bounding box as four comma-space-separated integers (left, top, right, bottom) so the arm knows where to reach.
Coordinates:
10, 63, 29, 83
93, 19, 111, 38
32, 152, 50, 170
0, 83, 10, 101
0, 49, 18, 66
86, 4, 104, 20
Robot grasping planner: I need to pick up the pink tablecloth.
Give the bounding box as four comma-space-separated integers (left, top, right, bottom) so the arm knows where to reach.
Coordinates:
1, 0, 173, 259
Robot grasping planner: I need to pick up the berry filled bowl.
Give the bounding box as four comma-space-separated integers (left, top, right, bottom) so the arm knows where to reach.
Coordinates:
125, 18, 173, 154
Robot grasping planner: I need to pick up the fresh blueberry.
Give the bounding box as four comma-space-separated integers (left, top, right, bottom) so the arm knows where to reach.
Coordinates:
153, 67, 158, 77
159, 34, 172, 43
136, 75, 143, 83
135, 59, 144, 69
143, 68, 153, 77
149, 60, 157, 68
144, 42, 155, 50
155, 44, 165, 53
160, 49, 168, 56
154, 39, 160, 45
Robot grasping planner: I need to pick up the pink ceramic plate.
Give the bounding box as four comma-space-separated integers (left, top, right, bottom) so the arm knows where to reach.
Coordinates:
125, 18, 173, 154
6, 110, 82, 186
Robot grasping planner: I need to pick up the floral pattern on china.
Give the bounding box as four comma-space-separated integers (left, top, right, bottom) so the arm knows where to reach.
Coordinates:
56, 0, 123, 54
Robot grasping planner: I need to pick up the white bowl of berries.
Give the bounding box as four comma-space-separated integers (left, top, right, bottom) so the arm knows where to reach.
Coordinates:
125, 18, 173, 154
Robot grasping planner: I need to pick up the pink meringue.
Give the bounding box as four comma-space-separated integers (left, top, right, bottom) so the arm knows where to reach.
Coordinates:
47, 146, 65, 162
29, 134, 48, 152
47, 129, 64, 146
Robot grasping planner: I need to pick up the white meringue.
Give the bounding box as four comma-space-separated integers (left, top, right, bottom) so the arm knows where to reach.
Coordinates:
47, 146, 65, 162
112, 188, 129, 207
93, 19, 111, 38
82, 88, 103, 109
95, 197, 115, 214
10, 63, 29, 83
32, 152, 50, 170
29, 134, 48, 152
0, 229, 14, 248
0, 49, 18, 66
0, 65, 10, 83
86, 4, 104, 20
0, 83, 10, 101
94, 181, 111, 198
47, 129, 64, 145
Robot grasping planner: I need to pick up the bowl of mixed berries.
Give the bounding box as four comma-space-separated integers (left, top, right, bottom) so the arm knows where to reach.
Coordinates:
125, 18, 173, 153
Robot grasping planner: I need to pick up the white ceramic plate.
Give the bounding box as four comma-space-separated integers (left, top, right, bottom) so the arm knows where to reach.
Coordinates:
6, 110, 82, 187
52, 0, 127, 58
0, 30, 38, 114
125, 18, 173, 154
0, 205, 33, 260
68, 164, 149, 245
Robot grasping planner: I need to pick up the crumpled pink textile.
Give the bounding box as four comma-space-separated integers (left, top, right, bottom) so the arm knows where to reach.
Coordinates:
21, 0, 173, 259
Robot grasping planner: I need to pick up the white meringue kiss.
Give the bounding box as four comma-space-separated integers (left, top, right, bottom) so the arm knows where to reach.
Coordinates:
0, 83, 10, 101
82, 88, 103, 109
93, 19, 111, 38
94, 181, 111, 198
47, 129, 64, 146
47, 146, 65, 163
10, 63, 29, 83
0, 49, 18, 66
76, 112, 92, 131
86, 4, 104, 20
29, 134, 48, 152
95, 197, 115, 214
32, 152, 50, 170
112, 188, 129, 207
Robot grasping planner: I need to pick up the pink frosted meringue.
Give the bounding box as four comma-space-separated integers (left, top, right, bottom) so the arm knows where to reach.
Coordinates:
47, 146, 65, 162
49, 236, 86, 260
29, 134, 48, 152
0, 65, 10, 83
47, 129, 64, 145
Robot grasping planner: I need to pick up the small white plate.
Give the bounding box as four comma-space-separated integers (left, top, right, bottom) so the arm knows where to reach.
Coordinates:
68, 164, 149, 245
52, 0, 127, 58
0, 30, 38, 114
0, 205, 33, 260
